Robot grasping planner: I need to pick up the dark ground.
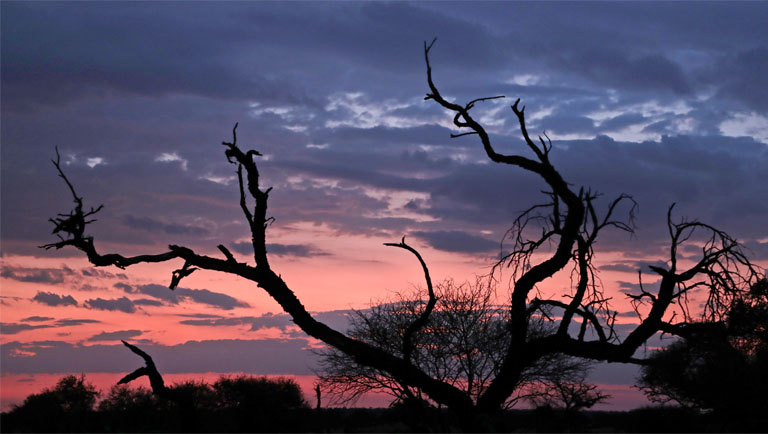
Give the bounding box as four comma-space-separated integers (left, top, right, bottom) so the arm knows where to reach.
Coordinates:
2, 405, 767, 432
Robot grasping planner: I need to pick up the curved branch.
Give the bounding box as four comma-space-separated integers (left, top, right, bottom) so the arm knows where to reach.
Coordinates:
529, 298, 608, 342
384, 236, 437, 363
510, 98, 547, 162
425, 40, 542, 174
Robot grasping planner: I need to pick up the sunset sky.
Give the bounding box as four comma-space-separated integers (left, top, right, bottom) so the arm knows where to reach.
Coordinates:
2, 1, 767, 411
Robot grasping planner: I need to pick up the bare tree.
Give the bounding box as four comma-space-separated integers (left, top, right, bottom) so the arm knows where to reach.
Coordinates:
316, 277, 603, 410
522, 365, 609, 412
42, 40, 762, 420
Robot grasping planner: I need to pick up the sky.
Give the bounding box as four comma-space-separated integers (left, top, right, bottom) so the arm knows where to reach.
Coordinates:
1, 1, 767, 411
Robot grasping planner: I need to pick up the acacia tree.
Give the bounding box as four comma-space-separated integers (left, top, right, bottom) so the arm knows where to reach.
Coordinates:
43, 41, 761, 418
523, 365, 608, 412
316, 278, 606, 410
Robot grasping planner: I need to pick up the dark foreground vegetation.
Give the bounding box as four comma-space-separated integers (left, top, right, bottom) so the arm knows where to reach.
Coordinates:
2, 374, 767, 433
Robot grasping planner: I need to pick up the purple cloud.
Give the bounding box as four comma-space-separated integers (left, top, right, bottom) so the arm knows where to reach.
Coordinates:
84, 297, 136, 313
1, 323, 54, 335
20, 316, 54, 322
55, 318, 101, 327
1, 338, 316, 375
232, 242, 328, 258
120, 214, 210, 236
87, 330, 143, 342
1, 266, 73, 284
32, 292, 78, 307
135, 284, 248, 310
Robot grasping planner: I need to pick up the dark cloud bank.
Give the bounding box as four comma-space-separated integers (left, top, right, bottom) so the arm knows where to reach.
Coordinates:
2, 2, 766, 266
32, 291, 78, 307
0, 309, 647, 386
1, 339, 316, 376
114, 283, 249, 310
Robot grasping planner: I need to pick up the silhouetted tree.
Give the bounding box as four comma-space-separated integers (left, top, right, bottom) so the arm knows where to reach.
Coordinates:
43, 40, 762, 423
5, 375, 98, 432
523, 368, 608, 412
98, 385, 166, 431
213, 375, 310, 432
214, 375, 309, 411
638, 278, 768, 416
99, 384, 156, 414
317, 278, 604, 410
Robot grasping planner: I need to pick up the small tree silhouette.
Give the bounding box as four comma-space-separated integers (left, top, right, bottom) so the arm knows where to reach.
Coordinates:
317, 278, 604, 410
6, 375, 98, 432
213, 375, 310, 431
98, 385, 164, 431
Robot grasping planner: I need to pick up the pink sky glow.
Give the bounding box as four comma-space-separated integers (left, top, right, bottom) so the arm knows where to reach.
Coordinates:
1, 241, 729, 411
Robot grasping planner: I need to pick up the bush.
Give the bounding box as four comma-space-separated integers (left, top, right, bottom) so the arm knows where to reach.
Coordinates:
97, 385, 163, 432
212, 375, 310, 432
4, 374, 98, 432
638, 278, 768, 417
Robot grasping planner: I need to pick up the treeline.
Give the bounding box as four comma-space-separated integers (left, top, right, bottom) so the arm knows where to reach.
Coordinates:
2, 374, 312, 432
3, 374, 768, 432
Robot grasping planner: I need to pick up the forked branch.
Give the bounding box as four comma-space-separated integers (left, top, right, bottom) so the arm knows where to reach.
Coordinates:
118, 340, 167, 396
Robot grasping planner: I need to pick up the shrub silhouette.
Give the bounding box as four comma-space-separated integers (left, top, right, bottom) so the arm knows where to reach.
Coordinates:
5, 374, 98, 432
639, 278, 768, 418
98, 385, 165, 432
214, 375, 309, 411
5, 374, 767, 432
99, 384, 156, 413
213, 375, 310, 432
3, 374, 314, 432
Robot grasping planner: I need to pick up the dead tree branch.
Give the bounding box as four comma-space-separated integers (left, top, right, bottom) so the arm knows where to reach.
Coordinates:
384, 236, 438, 364
118, 340, 168, 397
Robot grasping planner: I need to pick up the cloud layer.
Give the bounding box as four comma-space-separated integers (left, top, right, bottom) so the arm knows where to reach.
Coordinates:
2, 2, 766, 262
1, 339, 316, 376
